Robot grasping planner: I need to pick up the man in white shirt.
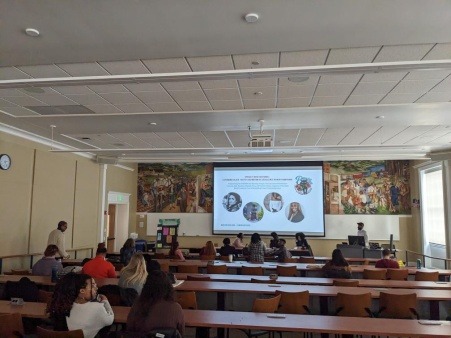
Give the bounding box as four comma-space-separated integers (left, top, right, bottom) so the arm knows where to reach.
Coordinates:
47, 221, 70, 258
357, 222, 369, 248
232, 233, 245, 248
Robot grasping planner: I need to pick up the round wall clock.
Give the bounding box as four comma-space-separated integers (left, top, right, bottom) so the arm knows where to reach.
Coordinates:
0, 154, 11, 170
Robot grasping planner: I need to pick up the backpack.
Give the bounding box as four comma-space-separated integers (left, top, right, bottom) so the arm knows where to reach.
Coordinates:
2, 277, 39, 302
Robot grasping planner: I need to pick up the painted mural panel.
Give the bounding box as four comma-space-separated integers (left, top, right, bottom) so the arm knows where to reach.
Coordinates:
138, 163, 213, 213
324, 160, 411, 215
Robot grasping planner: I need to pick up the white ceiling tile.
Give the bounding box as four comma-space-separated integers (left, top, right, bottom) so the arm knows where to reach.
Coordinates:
156, 132, 193, 148
161, 81, 201, 91
379, 93, 422, 104
0, 99, 17, 107
95, 134, 130, 146
339, 127, 381, 145
143, 58, 192, 73
178, 132, 213, 148
65, 93, 109, 105
238, 78, 278, 87
199, 79, 238, 90
315, 83, 355, 97
202, 131, 232, 147
430, 77, 451, 92
415, 92, 451, 103
88, 84, 129, 94
423, 43, 451, 60
18, 64, 70, 78
26, 94, 77, 106
226, 130, 252, 147
277, 97, 310, 108
57, 62, 109, 76
374, 44, 434, 62
0, 89, 27, 97
429, 132, 451, 145
243, 99, 276, 109
384, 126, 436, 145
204, 88, 241, 101
84, 104, 123, 114
361, 126, 408, 145
405, 70, 451, 81
99, 60, 149, 75
209, 100, 243, 110
344, 94, 385, 105
133, 133, 172, 148
406, 126, 451, 145
326, 46, 380, 65
361, 72, 407, 82
4, 95, 47, 106
178, 101, 212, 111
278, 85, 316, 98
310, 96, 346, 107
278, 76, 319, 87
352, 81, 397, 95
115, 103, 151, 113
99, 92, 142, 105
187, 55, 234, 71
135, 91, 174, 103
168, 89, 207, 102
317, 128, 353, 145
390, 79, 439, 94
20, 87, 58, 95
319, 74, 362, 84
280, 50, 329, 67
240, 86, 276, 100
147, 102, 181, 112
52, 86, 94, 95
0, 67, 31, 80
124, 83, 164, 92
0, 106, 39, 116
110, 133, 152, 148
274, 129, 299, 146
233, 53, 279, 69
296, 128, 326, 146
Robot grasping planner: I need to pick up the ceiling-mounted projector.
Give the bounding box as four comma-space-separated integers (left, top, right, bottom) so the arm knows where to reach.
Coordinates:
248, 119, 273, 147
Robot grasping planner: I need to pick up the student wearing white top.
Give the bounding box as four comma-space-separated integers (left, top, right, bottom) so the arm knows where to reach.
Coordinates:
357, 222, 369, 247
232, 233, 246, 248
47, 273, 114, 338
47, 220, 70, 259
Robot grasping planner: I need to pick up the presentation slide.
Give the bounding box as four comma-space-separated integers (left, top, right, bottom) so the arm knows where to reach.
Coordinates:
213, 162, 325, 236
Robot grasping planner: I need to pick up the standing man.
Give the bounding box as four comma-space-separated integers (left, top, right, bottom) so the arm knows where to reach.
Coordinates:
47, 221, 70, 259
357, 222, 369, 248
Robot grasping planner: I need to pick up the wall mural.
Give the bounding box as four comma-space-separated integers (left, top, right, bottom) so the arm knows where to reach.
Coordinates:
138, 163, 213, 213
324, 160, 411, 215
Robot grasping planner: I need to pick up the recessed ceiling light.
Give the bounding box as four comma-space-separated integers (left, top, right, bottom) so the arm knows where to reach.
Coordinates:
254, 91, 263, 96
121, 153, 126, 156
376, 115, 385, 119
288, 76, 309, 83
148, 122, 157, 125
24, 87, 45, 93
244, 13, 259, 23
25, 28, 40, 37
251, 61, 260, 66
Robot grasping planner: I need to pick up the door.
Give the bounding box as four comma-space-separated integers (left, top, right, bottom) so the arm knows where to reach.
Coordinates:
107, 204, 116, 253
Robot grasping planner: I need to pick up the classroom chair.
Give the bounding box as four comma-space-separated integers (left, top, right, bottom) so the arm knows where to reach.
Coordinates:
363, 268, 387, 280
276, 265, 297, 277
283, 257, 299, 263
415, 271, 439, 281
298, 257, 316, 264
242, 266, 263, 275
377, 292, 419, 319
335, 293, 372, 317
176, 291, 197, 309
275, 290, 310, 314
251, 278, 277, 284
159, 262, 169, 272
187, 275, 211, 281
37, 326, 84, 338
199, 255, 216, 261
0, 313, 24, 338
206, 264, 228, 274
38, 289, 53, 304
333, 279, 359, 287
177, 265, 200, 273
386, 268, 409, 280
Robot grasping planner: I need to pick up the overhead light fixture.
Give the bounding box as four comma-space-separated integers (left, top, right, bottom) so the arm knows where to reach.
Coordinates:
254, 91, 263, 96
244, 13, 259, 23
148, 122, 157, 125
288, 76, 309, 83
25, 28, 40, 37
251, 61, 260, 66
376, 115, 385, 119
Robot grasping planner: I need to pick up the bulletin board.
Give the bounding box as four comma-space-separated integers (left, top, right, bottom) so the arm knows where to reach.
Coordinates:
155, 218, 179, 249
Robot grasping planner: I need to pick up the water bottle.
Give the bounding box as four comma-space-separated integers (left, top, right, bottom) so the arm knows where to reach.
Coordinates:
51, 266, 58, 283
416, 259, 422, 269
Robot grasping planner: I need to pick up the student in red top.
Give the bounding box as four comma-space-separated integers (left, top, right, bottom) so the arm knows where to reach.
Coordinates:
375, 249, 400, 269
82, 247, 117, 278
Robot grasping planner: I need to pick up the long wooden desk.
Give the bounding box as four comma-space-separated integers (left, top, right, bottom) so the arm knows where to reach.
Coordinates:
1, 301, 449, 338
175, 280, 451, 320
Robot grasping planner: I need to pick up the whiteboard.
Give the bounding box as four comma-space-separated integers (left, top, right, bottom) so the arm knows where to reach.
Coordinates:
147, 212, 402, 240
147, 213, 212, 237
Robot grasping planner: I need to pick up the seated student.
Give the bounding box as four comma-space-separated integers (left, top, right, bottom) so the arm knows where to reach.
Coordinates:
118, 253, 148, 295
270, 239, 292, 262
375, 249, 400, 269
295, 232, 309, 248
47, 273, 114, 338
232, 233, 246, 249
32, 245, 63, 276
322, 249, 352, 279
82, 247, 117, 278
120, 238, 136, 265
127, 271, 185, 336
169, 241, 185, 261
218, 238, 236, 257
199, 240, 217, 258
249, 233, 267, 263
269, 232, 279, 249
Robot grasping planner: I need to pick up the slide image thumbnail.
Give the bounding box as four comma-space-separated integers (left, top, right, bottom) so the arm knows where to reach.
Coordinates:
243, 202, 264, 222
294, 176, 313, 195
286, 202, 304, 223
263, 192, 284, 212
222, 192, 242, 212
